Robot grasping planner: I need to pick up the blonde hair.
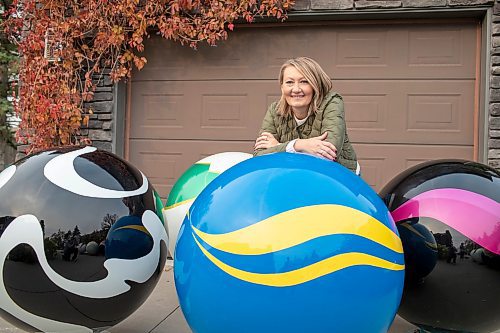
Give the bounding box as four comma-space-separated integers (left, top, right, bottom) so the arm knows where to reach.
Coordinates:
276, 57, 333, 117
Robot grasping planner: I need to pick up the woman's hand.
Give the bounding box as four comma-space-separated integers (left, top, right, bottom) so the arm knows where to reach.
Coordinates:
254, 132, 280, 150
294, 132, 337, 161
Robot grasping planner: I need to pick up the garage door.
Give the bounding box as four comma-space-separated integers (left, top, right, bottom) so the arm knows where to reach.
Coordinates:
127, 20, 478, 199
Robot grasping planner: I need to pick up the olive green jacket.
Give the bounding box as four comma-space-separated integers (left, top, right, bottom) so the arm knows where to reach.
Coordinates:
254, 92, 358, 172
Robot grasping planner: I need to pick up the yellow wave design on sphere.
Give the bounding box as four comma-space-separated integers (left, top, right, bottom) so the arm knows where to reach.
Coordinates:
114, 225, 151, 236
193, 236, 404, 287
192, 204, 403, 255
399, 222, 437, 250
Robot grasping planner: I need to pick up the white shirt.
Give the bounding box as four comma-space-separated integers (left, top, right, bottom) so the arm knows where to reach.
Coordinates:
286, 115, 309, 153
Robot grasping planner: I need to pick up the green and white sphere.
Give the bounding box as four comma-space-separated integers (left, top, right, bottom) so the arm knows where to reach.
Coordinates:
163, 152, 252, 257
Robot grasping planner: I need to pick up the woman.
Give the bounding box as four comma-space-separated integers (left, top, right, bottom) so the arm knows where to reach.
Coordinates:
254, 57, 358, 173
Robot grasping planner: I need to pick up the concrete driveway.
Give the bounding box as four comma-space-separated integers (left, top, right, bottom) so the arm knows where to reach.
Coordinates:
0, 260, 422, 333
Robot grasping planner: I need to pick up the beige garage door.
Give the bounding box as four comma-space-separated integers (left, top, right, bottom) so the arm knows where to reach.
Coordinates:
127, 20, 478, 199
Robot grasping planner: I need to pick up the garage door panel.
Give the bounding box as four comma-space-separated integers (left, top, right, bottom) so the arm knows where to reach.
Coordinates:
131, 81, 278, 140
401, 81, 474, 143
340, 80, 474, 145
342, 92, 391, 133
407, 93, 462, 131
336, 29, 389, 67
201, 94, 249, 130
408, 28, 465, 66
130, 81, 190, 135
133, 23, 475, 81
355, 156, 387, 189
265, 30, 322, 68
355, 143, 473, 191
128, 139, 254, 199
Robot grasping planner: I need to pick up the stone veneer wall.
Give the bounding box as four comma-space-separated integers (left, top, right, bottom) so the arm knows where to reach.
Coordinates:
490, 2, 500, 169
81, 70, 114, 152
0, 141, 15, 171
14, 0, 500, 171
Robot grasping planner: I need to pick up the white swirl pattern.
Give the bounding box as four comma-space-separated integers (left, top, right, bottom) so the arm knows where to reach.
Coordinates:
0, 211, 168, 332
44, 146, 148, 198
0, 165, 16, 191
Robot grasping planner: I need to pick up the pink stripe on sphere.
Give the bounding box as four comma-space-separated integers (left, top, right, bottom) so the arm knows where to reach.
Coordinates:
391, 188, 500, 255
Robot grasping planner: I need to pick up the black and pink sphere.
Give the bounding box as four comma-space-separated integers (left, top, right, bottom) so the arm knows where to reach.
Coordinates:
380, 159, 500, 333
0, 146, 168, 332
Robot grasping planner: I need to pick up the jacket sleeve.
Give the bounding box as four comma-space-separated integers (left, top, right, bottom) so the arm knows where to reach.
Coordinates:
253, 104, 288, 156
320, 96, 346, 151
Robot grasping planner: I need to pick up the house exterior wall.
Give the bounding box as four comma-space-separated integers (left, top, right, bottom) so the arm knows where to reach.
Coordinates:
82, 71, 115, 153
0, 141, 15, 171
77, 1, 499, 170
490, 2, 500, 168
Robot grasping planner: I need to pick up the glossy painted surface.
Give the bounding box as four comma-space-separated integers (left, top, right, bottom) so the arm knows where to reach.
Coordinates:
174, 152, 404, 333
163, 152, 251, 256
0, 146, 167, 332
396, 219, 438, 283
379, 159, 500, 332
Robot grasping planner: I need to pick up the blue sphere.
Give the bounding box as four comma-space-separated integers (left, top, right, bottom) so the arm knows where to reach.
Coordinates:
105, 214, 154, 260
174, 153, 404, 333
396, 219, 438, 282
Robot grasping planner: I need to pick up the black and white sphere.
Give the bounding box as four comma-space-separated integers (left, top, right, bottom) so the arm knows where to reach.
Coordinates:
0, 146, 168, 332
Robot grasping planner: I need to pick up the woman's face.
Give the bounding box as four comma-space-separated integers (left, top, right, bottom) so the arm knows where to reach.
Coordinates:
281, 66, 313, 117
